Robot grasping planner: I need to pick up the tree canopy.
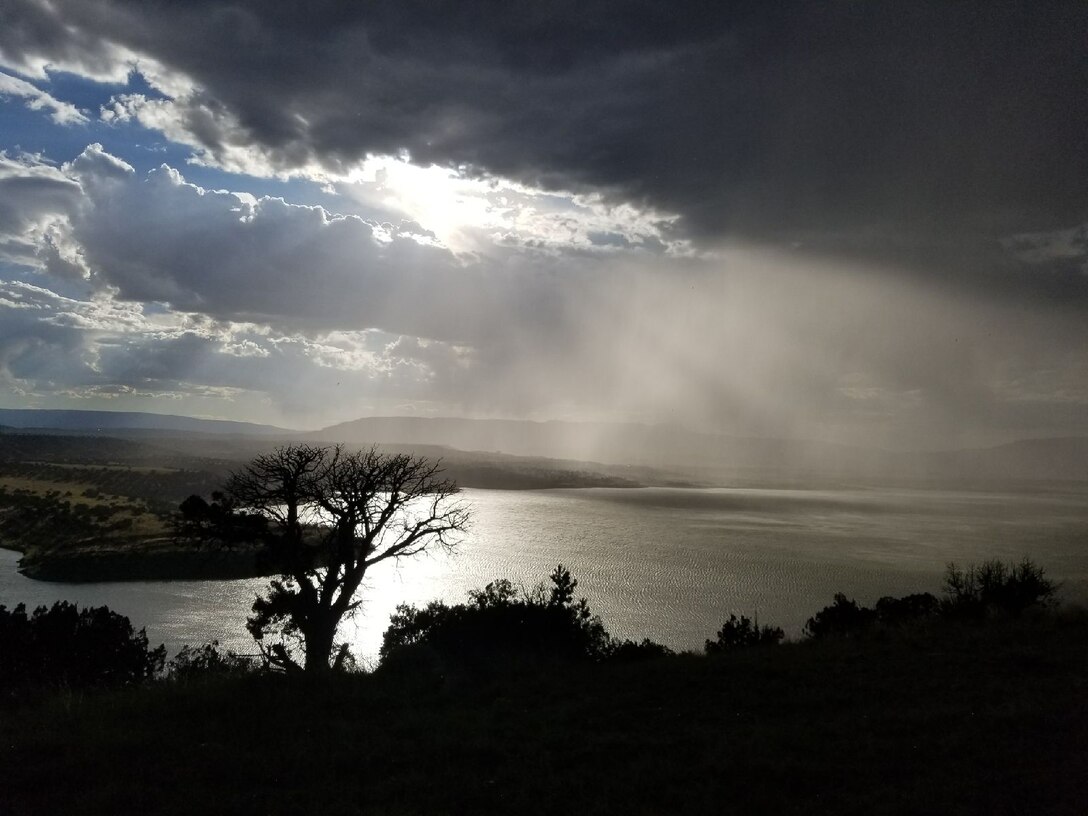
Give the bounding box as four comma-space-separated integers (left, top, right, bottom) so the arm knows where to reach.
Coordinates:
0, 601, 165, 691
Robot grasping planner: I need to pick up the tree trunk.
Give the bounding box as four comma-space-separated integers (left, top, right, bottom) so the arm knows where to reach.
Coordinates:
304, 617, 337, 672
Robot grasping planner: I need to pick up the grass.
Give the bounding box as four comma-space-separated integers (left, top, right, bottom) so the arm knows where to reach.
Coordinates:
3, 611, 1086, 815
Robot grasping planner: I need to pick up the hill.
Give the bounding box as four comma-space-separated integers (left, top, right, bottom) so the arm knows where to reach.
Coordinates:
0, 408, 289, 437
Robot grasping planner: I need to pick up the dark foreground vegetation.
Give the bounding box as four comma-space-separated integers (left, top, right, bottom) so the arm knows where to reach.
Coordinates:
2, 612, 1086, 815
2, 560, 1086, 815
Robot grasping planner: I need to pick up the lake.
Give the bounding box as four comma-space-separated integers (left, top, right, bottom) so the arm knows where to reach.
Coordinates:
2, 485, 1087, 666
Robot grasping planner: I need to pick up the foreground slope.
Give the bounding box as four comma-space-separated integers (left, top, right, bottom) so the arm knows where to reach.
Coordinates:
3, 613, 1086, 815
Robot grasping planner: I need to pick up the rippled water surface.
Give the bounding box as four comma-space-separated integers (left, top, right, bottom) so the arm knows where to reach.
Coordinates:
3, 486, 1087, 664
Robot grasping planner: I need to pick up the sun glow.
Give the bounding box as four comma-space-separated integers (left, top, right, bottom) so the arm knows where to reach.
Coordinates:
338, 154, 687, 256
340, 156, 500, 251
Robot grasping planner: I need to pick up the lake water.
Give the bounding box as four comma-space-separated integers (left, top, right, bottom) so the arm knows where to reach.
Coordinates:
2, 486, 1087, 666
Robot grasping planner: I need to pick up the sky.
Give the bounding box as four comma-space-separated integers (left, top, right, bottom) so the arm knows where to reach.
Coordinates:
0, 1, 1085, 449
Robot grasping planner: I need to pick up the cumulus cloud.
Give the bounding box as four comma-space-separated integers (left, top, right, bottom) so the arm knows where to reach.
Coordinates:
0, 151, 85, 274
63, 153, 499, 337
0, 146, 584, 348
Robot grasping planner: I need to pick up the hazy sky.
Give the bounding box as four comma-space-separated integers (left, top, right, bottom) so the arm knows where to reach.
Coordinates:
0, 1, 1085, 448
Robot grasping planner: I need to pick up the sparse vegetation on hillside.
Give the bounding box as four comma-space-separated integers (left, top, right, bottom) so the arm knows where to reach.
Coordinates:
0, 433, 653, 582
0, 434, 231, 578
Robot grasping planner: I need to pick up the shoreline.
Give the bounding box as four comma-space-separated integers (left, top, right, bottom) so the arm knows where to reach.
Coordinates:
9, 539, 272, 584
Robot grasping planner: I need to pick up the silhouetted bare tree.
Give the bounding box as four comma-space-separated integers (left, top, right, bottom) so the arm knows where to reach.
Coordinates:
192, 444, 469, 672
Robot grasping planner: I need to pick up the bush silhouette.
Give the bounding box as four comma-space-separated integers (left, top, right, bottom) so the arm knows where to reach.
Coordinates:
804, 558, 1058, 639
705, 615, 784, 653
609, 638, 676, 662
942, 558, 1057, 618
380, 565, 613, 669
804, 592, 943, 639
0, 601, 165, 690
804, 594, 876, 639
874, 593, 940, 625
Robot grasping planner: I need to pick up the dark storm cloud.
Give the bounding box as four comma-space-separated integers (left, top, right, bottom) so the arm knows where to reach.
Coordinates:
3, 1, 1085, 248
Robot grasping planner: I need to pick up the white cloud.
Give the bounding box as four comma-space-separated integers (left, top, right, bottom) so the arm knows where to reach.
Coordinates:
0, 150, 84, 272
0, 70, 86, 124
65, 141, 134, 181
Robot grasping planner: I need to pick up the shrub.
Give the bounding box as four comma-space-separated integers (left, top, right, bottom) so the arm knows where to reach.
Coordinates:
380, 565, 613, 669
381, 600, 455, 657
705, 614, 784, 653
943, 558, 1058, 618
874, 593, 940, 626
0, 601, 165, 690
609, 638, 676, 662
804, 594, 876, 639
803, 592, 940, 640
